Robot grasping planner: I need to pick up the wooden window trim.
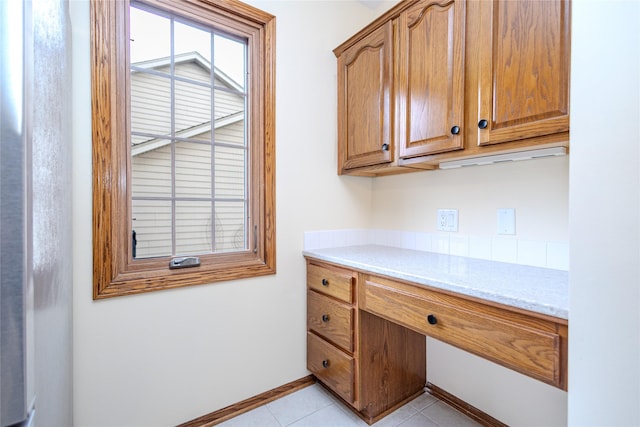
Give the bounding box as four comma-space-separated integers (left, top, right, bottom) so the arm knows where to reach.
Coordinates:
91, 0, 276, 299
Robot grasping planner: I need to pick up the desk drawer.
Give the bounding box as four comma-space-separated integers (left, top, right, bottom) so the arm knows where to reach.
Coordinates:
362, 276, 563, 387
307, 332, 354, 403
308, 290, 354, 352
307, 263, 354, 303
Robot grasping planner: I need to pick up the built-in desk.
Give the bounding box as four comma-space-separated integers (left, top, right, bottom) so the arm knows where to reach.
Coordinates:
304, 245, 568, 425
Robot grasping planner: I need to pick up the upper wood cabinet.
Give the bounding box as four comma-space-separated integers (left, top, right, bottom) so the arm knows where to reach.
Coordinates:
475, 0, 571, 146
397, 0, 466, 159
334, 0, 571, 176
336, 21, 394, 174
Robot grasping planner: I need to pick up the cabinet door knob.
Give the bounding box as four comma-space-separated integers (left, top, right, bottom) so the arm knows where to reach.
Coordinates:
478, 119, 488, 129
451, 125, 460, 135
322, 360, 330, 368
321, 278, 328, 286
427, 314, 438, 325
322, 314, 330, 322
381, 143, 389, 151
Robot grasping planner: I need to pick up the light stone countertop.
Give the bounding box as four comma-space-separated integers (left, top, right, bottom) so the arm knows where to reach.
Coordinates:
303, 245, 568, 320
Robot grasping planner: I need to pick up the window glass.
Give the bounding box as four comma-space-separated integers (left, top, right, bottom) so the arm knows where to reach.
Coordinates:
131, 199, 172, 258
129, 6, 170, 63
215, 35, 246, 90
129, 2, 248, 260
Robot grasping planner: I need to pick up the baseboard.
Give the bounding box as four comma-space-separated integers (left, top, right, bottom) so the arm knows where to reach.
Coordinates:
426, 382, 508, 427
178, 377, 506, 427
178, 375, 316, 427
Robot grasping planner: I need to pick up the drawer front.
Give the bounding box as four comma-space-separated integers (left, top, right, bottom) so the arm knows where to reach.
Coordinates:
308, 290, 354, 352
307, 263, 354, 303
307, 332, 354, 403
362, 278, 562, 386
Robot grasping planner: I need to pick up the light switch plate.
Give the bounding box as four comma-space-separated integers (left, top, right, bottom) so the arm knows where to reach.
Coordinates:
497, 208, 516, 235
437, 209, 458, 232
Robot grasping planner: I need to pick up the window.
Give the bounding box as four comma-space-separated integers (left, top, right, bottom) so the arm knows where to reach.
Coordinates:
91, 0, 275, 298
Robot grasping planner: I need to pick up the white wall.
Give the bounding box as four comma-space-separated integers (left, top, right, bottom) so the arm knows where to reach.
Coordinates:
370, 156, 569, 240
70, 1, 386, 425
569, 1, 640, 425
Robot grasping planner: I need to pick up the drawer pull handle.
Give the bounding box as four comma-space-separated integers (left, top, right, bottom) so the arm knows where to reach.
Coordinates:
322, 314, 330, 322
427, 314, 438, 325
322, 360, 330, 368
321, 278, 329, 286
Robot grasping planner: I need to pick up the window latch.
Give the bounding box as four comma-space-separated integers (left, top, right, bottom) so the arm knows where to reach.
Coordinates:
169, 257, 201, 269
253, 225, 258, 253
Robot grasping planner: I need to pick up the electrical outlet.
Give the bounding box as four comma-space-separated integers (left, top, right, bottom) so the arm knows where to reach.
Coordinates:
497, 208, 516, 235
437, 209, 458, 232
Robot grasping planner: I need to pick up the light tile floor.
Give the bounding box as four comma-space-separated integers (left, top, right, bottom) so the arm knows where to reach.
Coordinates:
217, 383, 481, 427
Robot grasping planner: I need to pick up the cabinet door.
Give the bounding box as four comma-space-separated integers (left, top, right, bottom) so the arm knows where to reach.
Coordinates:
398, 0, 465, 158
476, 0, 570, 146
337, 21, 393, 172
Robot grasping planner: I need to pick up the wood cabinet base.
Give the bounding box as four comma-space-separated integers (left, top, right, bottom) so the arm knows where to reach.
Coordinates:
308, 311, 426, 425
307, 260, 426, 424
306, 258, 568, 424
357, 310, 426, 423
